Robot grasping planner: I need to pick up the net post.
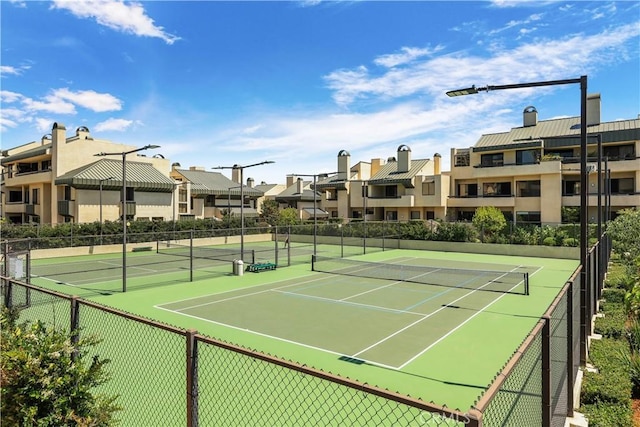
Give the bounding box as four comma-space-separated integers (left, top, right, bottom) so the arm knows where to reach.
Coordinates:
525, 272, 530, 296
189, 231, 194, 282
340, 225, 344, 258
274, 226, 279, 266
287, 225, 291, 267
311, 254, 317, 271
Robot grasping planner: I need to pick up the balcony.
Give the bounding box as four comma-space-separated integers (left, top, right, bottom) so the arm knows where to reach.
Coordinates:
448, 195, 516, 208
4, 203, 26, 214
365, 194, 415, 208
5, 169, 52, 186
58, 200, 75, 217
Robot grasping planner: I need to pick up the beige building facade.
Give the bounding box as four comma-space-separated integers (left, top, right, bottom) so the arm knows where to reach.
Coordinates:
1, 122, 175, 224
448, 95, 640, 224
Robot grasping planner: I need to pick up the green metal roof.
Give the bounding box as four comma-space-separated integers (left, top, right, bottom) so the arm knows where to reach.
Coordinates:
174, 169, 263, 197
276, 180, 318, 201
474, 117, 640, 152
368, 158, 431, 188
54, 159, 176, 192
1, 143, 52, 164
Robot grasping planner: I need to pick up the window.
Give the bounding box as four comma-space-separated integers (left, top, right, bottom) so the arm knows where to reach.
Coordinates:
422, 181, 435, 195
204, 195, 215, 207
483, 182, 511, 197
331, 211, 338, 218
385, 185, 397, 198
480, 153, 504, 167
64, 186, 72, 201
457, 210, 474, 221
410, 211, 421, 220
563, 180, 580, 196
23, 189, 29, 204
352, 210, 362, 219
32, 188, 39, 205
516, 211, 541, 225
454, 153, 470, 167
457, 183, 478, 198
125, 187, 134, 202
8, 190, 22, 203
516, 149, 540, 165
603, 144, 635, 161
327, 189, 337, 200
611, 178, 634, 194
41, 160, 51, 171
426, 211, 435, 220
517, 180, 541, 197
385, 210, 398, 221
17, 162, 38, 174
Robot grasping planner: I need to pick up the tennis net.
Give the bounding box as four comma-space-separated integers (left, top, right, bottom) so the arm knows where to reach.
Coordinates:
311, 255, 529, 295
157, 242, 255, 264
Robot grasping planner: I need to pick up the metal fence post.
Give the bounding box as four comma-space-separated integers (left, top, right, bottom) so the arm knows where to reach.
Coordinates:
70, 297, 80, 362
186, 329, 198, 427
542, 316, 551, 427
566, 280, 574, 417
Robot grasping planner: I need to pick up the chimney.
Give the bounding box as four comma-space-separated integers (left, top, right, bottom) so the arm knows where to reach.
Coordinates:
371, 158, 384, 176
433, 153, 441, 175
51, 122, 66, 147
587, 93, 601, 126
41, 134, 52, 145
397, 144, 411, 172
337, 150, 350, 180
75, 126, 90, 139
523, 106, 538, 127
189, 166, 205, 171
296, 178, 304, 194
232, 166, 241, 183
287, 175, 296, 187
247, 177, 254, 188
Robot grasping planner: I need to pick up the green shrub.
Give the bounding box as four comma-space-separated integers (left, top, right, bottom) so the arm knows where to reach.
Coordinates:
602, 288, 627, 304
562, 237, 578, 247
1, 307, 120, 426
580, 402, 633, 427
594, 310, 627, 339
542, 236, 556, 246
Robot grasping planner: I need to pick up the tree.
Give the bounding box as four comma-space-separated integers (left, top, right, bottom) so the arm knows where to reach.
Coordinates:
1, 308, 120, 426
277, 207, 300, 226
472, 206, 506, 242
607, 209, 640, 264
260, 199, 280, 226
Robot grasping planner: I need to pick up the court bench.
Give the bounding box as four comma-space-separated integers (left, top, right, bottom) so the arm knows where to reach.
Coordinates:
246, 262, 277, 273
132, 246, 153, 252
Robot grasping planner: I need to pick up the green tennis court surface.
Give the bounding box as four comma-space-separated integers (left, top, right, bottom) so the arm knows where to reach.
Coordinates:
29, 244, 578, 411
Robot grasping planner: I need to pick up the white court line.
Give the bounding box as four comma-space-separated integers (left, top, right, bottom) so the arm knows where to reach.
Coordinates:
154, 304, 400, 371
351, 266, 527, 359
340, 268, 443, 302
397, 266, 544, 369
273, 289, 426, 317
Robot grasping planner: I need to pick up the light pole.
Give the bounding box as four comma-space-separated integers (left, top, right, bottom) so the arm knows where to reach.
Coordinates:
99, 176, 115, 245
213, 161, 274, 260
446, 77, 588, 416
288, 172, 336, 256
95, 144, 161, 292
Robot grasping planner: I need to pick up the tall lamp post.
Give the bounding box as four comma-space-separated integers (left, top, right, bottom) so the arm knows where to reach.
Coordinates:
213, 161, 274, 260
446, 77, 588, 421
95, 144, 161, 292
99, 176, 115, 245
288, 172, 336, 256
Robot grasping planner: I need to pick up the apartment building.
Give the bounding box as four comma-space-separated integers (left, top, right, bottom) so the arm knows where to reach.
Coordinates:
448, 95, 640, 224
275, 176, 329, 220
170, 166, 264, 220
1, 122, 175, 224
315, 146, 449, 221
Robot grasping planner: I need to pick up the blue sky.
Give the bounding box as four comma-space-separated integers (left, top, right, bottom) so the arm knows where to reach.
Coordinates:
2, 1, 639, 184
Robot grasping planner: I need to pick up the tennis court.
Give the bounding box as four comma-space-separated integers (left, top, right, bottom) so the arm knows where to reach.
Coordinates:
24, 242, 578, 411
157, 255, 539, 370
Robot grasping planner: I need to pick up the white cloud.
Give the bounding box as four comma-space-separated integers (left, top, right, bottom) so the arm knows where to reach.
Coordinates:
53, 88, 123, 112
51, 0, 180, 45
94, 118, 138, 132
0, 90, 24, 103
22, 95, 77, 115
324, 23, 640, 107
374, 46, 443, 68
0, 64, 31, 77
35, 118, 55, 133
